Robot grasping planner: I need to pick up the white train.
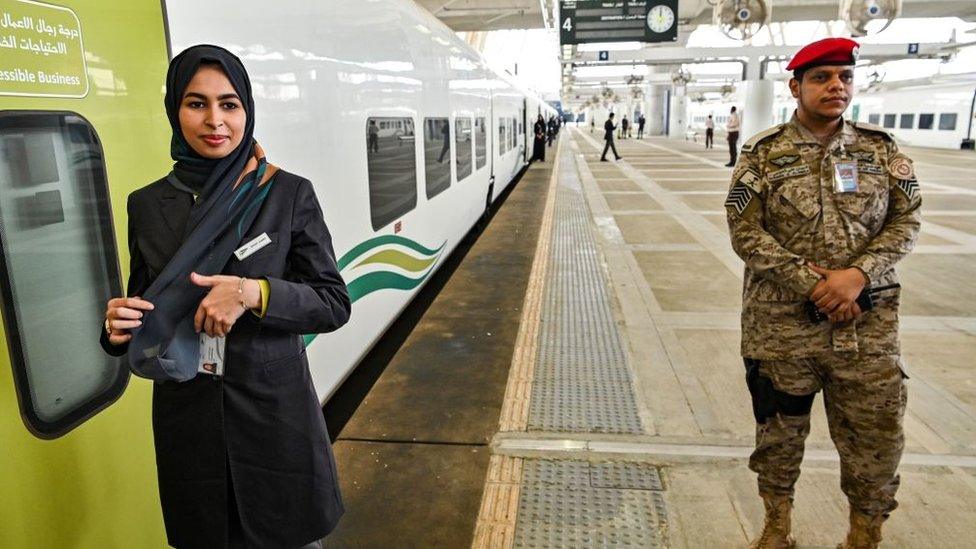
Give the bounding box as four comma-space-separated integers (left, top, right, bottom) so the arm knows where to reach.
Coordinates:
0, 0, 553, 544
687, 78, 976, 149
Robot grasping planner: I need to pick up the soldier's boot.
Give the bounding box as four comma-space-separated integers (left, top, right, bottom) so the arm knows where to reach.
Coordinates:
748, 496, 796, 549
836, 508, 885, 549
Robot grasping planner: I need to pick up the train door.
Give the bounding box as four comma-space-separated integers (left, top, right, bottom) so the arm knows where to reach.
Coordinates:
522, 99, 528, 163
0, 1, 171, 546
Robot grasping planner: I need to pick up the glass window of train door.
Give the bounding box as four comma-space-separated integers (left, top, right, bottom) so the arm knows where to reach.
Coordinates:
0, 111, 127, 439
423, 117, 450, 199
454, 116, 473, 181
365, 116, 418, 230
475, 117, 487, 170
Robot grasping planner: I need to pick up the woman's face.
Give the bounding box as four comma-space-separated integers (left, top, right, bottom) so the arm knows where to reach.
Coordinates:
179, 65, 246, 159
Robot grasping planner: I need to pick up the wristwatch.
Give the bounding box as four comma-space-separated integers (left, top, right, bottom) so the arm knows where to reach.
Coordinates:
105, 318, 113, 336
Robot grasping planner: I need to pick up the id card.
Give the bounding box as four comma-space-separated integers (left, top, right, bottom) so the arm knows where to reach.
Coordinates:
833, 161, 859, 193
198, 333, 225, 376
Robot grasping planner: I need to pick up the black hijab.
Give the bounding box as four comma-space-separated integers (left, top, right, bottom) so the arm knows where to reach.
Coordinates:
127, 45, 277, 382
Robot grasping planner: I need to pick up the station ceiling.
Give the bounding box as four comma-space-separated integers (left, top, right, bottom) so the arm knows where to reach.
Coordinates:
421, 0, 976, 32
417, 0, 554, 31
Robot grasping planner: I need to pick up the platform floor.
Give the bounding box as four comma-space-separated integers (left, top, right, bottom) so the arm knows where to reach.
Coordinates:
329, 130, 976, 548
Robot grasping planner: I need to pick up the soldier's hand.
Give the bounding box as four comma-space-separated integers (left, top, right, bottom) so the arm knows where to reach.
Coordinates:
808, 263, 867, 314
827, 301, 863, 324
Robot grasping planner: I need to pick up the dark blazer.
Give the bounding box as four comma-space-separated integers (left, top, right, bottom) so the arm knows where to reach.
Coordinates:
604, 119, 616, 140
100, 170, 351, 549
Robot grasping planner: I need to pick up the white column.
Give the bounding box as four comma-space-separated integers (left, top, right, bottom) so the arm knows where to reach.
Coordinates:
667, 84, 687, 140
645, 84, 666, 135
740, 79, 775, 144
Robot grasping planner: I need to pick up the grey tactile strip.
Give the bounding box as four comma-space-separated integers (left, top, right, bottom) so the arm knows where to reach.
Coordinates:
526, 148, 644, 435
514, 460, 668, 548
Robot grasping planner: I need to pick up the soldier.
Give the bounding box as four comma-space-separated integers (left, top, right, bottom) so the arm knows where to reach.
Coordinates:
725, 37, 921, 549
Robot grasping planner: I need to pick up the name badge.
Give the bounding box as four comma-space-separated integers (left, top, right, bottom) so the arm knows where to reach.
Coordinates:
234, 232, 272, 261
833, 161, 859, 193
198, 334, 225, 376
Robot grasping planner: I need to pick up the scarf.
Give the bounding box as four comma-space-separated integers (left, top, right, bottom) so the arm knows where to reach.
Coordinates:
127, 44, 278, 382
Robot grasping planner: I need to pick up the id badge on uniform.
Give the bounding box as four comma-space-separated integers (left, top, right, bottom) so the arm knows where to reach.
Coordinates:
833, 161, 859, 193
198, 333, 225, 376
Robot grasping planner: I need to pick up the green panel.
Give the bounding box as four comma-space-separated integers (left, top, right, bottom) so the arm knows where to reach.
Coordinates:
0, 1, 170, 547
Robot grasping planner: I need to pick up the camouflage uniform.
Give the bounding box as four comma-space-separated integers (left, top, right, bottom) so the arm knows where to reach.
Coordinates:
725, 114, 921, 516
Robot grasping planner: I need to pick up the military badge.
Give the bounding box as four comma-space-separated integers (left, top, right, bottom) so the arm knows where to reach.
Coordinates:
850, 150, 875, 163
888, 155, 914, 180
769, 154, 800, 168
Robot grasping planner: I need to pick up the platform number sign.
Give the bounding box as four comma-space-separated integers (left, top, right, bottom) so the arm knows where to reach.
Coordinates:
599, 50, 609, 61
559, 0, 679, 46
907, 43, 919, 55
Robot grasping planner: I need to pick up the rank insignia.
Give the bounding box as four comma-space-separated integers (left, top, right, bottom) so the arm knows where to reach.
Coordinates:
895, 178, 920, 202
768, 154, 800, 168
725, 183, 755, 215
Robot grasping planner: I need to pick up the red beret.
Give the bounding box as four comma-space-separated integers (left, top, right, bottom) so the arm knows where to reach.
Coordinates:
786, 38, 860, 71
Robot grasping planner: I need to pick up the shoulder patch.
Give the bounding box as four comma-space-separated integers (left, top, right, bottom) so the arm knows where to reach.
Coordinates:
741, 124, 785, 153
888, 153, 915, 180
725, 168, 761, 215
853, 121, 894, 141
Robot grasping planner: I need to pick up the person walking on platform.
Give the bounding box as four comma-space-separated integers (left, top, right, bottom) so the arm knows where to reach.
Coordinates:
547, 116, 556, 147
590, 117, 595, 133
725, 106, 741, 166
600, 113, 621, 162
620, 115, 629, 139
367, 119, 379, 153
705, 114, 715, 148
533, 114, 546, 162
724, 37, 921, 549
100, 45, 351, 549
637, 114, 646, 139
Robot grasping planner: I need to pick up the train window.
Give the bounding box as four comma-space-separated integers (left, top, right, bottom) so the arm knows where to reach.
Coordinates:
918, 114, 934, 130
475, 117, 487, 170
498, 119, 506, 154
939, 113, 957, 131
0, 111, 127, 439
868, 113, 881, 125
899, 114, 915, 129
366, 117, 417, 230
882, 114, 896, 128
455, 117, 473, 181
423, 118, 451, 199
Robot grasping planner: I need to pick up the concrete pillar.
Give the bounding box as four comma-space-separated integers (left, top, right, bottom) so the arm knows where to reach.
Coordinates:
644, 84, 666, 136
668, 84, 687, 140
740, 79, 775, 144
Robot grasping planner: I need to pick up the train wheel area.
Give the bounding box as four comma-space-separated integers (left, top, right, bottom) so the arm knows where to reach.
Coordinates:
326, 129, 976, 547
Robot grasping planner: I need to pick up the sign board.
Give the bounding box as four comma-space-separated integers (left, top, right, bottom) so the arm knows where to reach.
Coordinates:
907, 43, 919, 55
559, 0, 679, 46
598, 50, 609, 61
0, 0, 88, 98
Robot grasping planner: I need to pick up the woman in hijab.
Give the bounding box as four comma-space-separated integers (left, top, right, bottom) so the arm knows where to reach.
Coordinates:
100, 45, 351, 549
533, 114, 546, 162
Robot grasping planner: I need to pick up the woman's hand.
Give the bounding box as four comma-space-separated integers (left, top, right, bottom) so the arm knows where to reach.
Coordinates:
190, 272, 261, 337
105, 296, 155, 346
